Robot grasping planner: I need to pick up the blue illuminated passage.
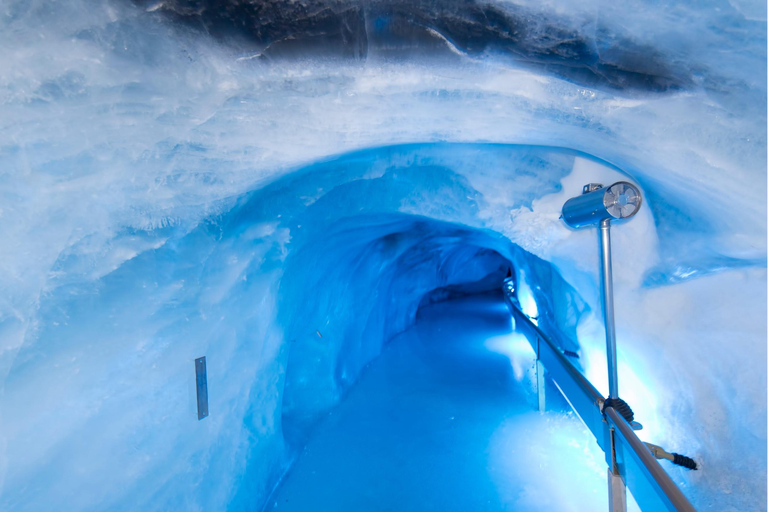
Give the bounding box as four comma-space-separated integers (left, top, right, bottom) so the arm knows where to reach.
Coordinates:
269, 294, 621, 511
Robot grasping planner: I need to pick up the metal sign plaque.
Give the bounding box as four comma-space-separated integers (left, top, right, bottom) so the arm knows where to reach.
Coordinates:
195, 357, 209, 420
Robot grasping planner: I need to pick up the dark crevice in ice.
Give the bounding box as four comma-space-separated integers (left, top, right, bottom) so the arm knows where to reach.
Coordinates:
132, 0, 690, 92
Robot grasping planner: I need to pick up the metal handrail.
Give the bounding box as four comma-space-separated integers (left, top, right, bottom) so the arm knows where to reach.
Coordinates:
502, 286, 696, 512
605, 408, 696, 512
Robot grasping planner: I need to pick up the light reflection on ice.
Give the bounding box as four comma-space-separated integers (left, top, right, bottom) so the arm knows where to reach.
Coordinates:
0, 0, 765, 510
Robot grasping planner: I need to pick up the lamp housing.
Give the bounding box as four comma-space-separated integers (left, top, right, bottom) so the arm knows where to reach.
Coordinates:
561, 181, 642, 229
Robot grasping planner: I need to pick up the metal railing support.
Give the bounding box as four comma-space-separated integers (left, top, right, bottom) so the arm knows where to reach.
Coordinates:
608, 468, 628, 512
536, 358, 546, 413
502, 284, 697, 512
608, 426, 628, 512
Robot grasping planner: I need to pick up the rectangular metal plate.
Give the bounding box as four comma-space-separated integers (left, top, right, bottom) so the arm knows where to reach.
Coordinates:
195, 357, 208, 420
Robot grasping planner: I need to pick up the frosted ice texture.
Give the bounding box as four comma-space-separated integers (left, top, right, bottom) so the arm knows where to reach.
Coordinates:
0, 1, 765, 511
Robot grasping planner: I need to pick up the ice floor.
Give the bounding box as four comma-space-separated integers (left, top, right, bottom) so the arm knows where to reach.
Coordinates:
268, 293, 639, 512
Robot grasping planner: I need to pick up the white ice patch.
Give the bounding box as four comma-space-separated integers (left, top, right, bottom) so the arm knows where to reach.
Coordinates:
0, 0, 765, 511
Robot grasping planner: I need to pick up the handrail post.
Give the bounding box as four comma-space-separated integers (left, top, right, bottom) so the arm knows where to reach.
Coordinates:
608, 426, 628, 512
503, 288, 698, 511
608, 468, 628, 511
536, 336, 546, 413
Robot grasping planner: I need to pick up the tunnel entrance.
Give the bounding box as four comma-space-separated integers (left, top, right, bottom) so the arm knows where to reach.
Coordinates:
276, 212, 590, 487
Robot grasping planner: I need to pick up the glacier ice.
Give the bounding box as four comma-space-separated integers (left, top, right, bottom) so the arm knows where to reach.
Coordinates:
270, 294, 630, 511
0, 0, 765, 511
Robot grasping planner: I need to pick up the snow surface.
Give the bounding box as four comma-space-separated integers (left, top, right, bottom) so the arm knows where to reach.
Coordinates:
0, 1, 765, 511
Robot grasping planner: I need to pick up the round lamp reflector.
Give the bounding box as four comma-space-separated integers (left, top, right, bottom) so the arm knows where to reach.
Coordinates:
603, 182, 641, 220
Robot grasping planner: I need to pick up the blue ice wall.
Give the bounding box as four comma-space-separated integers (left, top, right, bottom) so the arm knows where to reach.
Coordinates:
1, 144, 592, 511
0, 1, 766, 511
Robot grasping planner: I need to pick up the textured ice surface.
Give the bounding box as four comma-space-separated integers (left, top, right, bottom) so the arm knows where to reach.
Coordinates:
0, 1, 766, 511
271, 294, 642, 512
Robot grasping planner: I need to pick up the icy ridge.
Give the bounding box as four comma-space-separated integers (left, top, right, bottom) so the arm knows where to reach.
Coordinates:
0, 0, 765, 510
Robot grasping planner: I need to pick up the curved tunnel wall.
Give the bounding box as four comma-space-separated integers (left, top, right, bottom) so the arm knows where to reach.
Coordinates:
277, 213, 586, 449
1, 1, 766, 509
1, 140, 765, 512
1, 144, 594, 512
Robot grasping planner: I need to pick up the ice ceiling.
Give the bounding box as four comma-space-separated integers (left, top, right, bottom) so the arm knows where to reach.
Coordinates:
0, 1, 765, 511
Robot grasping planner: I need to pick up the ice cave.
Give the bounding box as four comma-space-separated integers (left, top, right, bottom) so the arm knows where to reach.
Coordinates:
0, 1, 765, 511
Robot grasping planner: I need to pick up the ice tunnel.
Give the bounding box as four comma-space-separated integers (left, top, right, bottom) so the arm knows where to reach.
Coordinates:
0, 1, 766, 512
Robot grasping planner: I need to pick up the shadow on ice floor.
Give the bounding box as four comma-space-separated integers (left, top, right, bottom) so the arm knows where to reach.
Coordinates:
268, 293, 641, 511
